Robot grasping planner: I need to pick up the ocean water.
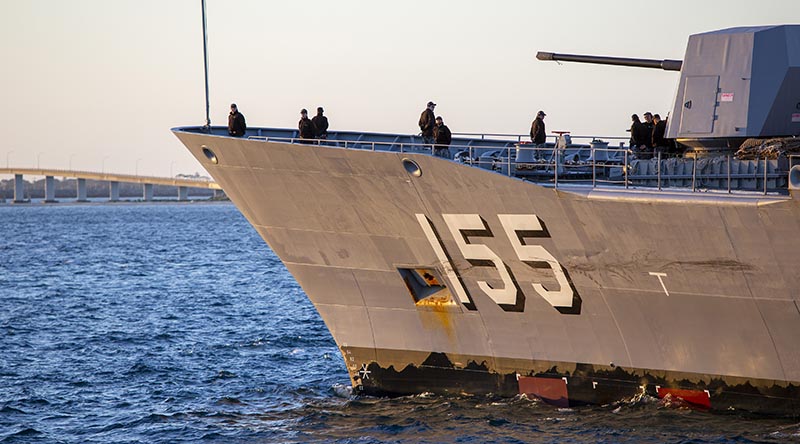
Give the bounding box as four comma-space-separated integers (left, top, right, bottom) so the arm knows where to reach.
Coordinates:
1, 202, 799, 443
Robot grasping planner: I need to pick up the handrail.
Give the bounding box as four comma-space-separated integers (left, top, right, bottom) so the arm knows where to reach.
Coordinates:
244, 133, 791, 196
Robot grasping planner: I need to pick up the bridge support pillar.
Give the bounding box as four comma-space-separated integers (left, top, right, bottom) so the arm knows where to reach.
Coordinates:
109, 181, 120, 202
77, 178, 87, 202
143, 183, 154, 201
44, 176, 58, 203
13, 174, 26, 203
178, 186, 188, 201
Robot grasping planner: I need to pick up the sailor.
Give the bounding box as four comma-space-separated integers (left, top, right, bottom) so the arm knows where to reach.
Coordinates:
643, 112, 655, 135
530, 110, 547, 158
228, 103, 246, 137
652, 113, 668, 156
312, 107, 329, 139
298, 109, 315, 143
630, 114, 651, 159
418, 101, 436, 147
433, 116, 452, 159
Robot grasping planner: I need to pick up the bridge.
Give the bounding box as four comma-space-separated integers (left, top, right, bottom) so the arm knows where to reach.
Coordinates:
0, 168, 222, 203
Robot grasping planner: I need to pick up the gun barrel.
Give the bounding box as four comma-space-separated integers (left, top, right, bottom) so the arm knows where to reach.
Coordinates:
536, 51, 682, 71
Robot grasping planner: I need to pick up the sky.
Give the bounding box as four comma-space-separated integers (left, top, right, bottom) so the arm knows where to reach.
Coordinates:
1, 0, 798, 177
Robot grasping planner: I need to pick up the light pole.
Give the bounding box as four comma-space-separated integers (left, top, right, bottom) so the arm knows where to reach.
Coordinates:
101, 156, 110, 174
5, 151, 13, 168
135, 158, 142, 176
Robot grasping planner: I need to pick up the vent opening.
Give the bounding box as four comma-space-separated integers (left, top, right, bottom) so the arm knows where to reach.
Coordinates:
398, 267, 455, 306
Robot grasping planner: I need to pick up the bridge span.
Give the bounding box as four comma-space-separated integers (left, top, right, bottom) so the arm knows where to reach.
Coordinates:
0, 168, 222, 203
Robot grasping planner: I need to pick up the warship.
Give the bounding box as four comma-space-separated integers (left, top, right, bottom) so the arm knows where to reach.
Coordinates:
174, 25, 800, 415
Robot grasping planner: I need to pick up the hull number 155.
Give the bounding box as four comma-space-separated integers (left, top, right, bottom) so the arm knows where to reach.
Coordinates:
416, 213, 576, 310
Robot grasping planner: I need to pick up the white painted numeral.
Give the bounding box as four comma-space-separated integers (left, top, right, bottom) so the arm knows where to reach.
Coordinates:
498, 214, 574, 308
416, 213, 576, 311
442, 214, 517, 306
415, 214, 471, 304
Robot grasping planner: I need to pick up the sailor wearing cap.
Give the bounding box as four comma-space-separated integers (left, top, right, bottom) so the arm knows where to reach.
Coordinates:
298, 108, 316, 143
312, 106, 329, 139
228, 103, 247, 137
419, 101, 437, 146
531, 110, 547, 146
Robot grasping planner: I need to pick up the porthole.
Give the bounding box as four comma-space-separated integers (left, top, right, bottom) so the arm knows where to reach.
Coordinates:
202, 146, 218, 164
402, 158, 422, 177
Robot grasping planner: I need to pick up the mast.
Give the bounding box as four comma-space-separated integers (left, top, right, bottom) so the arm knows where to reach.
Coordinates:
201, 0, 211, 129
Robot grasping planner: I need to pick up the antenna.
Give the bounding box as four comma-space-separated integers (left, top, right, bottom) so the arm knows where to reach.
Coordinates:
201, 0, 211, 130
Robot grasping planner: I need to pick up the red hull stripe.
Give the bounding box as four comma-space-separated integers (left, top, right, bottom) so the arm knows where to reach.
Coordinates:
518, 376, 569, 408
656, 387, 711, 409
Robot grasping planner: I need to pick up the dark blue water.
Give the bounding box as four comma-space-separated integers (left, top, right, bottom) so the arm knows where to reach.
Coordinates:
1, 203, 799, 443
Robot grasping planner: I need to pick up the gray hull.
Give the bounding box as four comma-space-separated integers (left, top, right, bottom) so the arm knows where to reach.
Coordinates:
174, 128, 800, 415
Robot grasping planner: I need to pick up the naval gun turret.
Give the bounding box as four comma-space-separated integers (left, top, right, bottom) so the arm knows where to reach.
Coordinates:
537, 25, 800, 155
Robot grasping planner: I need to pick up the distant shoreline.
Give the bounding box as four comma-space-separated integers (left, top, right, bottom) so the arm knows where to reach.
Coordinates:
0, 198, 232, 207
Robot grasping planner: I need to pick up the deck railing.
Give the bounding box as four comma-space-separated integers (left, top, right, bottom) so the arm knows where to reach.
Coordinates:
245, 134, 791, 196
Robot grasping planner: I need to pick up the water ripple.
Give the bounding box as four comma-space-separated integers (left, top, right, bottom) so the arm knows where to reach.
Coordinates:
0, 203, 798, 443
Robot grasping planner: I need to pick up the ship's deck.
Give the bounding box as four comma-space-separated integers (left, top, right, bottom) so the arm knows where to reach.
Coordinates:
174, 126, 799, 203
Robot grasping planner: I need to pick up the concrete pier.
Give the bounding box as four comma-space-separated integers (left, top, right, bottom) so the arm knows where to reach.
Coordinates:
13, 174, 26, 203
44, 176, 57, 203
77, 178, 87, 202
143, 183, 154, 201
178, 186, 189, 201
109, 181, 120, 202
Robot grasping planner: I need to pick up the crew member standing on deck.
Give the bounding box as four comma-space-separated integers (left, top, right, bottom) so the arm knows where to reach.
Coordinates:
652, 113, 668, 156
530, 110, 547, 158
419, 101, 436, 147
312, 107, 329, 139
433, 116, 452, 159
298, 109, 316, 143
228, 103, 246, 137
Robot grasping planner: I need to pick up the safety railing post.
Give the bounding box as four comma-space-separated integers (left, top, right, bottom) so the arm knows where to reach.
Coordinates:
657, 150, 662, 191
554, 148, 558, 189
764, 157, 768, 195
507, 146, 512, 177
727, 155, 731, 193
591, 148, 596, 188
624, 150, 629, 189
691, 157, 696, 192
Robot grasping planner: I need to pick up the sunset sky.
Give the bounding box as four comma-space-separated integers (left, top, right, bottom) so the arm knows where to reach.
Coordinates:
1, 0, 797, 176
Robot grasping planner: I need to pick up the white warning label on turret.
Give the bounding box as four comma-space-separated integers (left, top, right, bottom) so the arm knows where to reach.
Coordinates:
793, 113, 800, 123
